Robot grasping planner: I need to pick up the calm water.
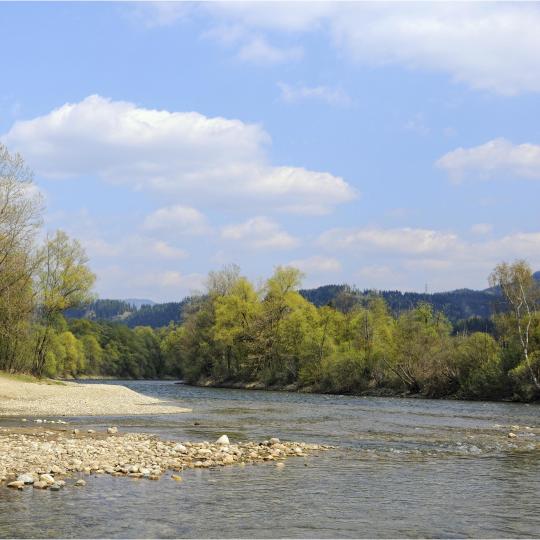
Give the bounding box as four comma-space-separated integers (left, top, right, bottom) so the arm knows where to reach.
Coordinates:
1, 381, 540, 538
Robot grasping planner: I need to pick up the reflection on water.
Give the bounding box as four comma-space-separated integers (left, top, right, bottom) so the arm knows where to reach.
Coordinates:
1, 381, 539, 538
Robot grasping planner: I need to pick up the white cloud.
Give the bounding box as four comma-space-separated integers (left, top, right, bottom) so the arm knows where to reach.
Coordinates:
127, 2, 188, 28
471, 223, 493, 236
278, 82, 352, 107
143, 205, 210, 235
318, 227, 459, 255
82, 235, 188, 262
404, 113, 430, 136
204, 3, 540, 95
221, 216, 298, 250
237, 37, 303, 64
437, 138, 540, 182
288, 255, 341, 274
152, 241, 188, 260
2, 95, 355, 214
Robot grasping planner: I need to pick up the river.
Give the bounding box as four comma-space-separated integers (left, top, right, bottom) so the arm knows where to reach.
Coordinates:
1, 381, 539, 538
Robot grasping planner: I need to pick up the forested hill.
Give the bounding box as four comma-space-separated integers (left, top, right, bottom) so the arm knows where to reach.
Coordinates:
299, 285, 499, 321
64, 299, 191, 328
64, 272, 540, 328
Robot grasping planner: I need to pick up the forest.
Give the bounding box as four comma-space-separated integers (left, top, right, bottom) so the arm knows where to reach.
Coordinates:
1, 143, 539, 401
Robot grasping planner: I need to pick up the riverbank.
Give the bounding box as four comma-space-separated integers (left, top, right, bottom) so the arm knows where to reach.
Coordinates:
0, 426, 327, 490
194, 377, 424, 398
192, 376, 536, 402
0, 373, 191, 416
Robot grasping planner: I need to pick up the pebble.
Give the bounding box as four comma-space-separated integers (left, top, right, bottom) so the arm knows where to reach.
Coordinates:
508, 432, 517, 438
7, 481, 25, 489
107, 427, 118, 434
17, 473, 34, 484
216, 434, 230, 445
75, 479, 86, 486
50, 483, 61, 491
171, 474, 182, 481
33, 481, 48, 489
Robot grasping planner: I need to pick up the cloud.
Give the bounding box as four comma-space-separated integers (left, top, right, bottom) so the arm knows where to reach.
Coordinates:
437, 138, 540, 182
204, 3, 540, 95
237, 37, 303, 64
470, 223, 493, 236
126, 2, 188, 28
82, 235, 188, 262
221, 216, 298, 250
278, 82, 352, 107
318, 227, 459, 255
2, 95, 355, 214
288, 255, 342, 274
143, 205, 210, 235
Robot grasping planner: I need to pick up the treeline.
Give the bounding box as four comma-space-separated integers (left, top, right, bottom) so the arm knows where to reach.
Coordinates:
162, 264, 540, 402
300, 284, 505, 322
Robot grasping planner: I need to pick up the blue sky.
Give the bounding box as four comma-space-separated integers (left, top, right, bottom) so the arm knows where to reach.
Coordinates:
1, 2, 540, 301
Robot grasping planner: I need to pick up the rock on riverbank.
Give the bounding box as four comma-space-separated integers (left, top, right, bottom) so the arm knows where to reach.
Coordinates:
0, 427, 329, 490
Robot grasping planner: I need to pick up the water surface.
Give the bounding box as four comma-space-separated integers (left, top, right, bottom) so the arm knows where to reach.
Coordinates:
1, 381, 539, 538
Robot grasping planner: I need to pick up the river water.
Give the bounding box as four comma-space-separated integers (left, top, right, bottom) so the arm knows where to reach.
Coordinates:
1, 381, 539, 538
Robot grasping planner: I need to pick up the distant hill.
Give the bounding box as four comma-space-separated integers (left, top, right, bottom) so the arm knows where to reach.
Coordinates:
65, 272, 540, 328
124, 298, 156, 309
64, 298, 191, 328
299, 285, 499, 322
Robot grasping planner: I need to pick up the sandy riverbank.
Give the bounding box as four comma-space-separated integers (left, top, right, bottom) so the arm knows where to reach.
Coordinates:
0, 375, 191, 416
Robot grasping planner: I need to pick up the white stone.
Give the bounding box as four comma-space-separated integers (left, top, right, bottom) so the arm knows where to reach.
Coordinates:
17, 473, 34, 484
40, 474, 55, 485
107, 426, 118, 434
216, 434, 230, 445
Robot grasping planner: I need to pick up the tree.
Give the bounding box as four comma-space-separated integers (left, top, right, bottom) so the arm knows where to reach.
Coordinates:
33, 231, 95, 376
489, 260, 540, 390
0, 144, 42, 372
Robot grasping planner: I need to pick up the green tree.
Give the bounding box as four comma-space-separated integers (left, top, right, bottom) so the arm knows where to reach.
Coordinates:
489, 260, 540, 392
33, 231, 95, 376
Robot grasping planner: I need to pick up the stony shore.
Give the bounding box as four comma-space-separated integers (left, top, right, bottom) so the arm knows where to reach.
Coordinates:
0, 426, 329, 491
0, 375, 190, 416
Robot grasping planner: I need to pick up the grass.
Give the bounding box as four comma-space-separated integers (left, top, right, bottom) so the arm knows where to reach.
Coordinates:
0, 370, 65, 385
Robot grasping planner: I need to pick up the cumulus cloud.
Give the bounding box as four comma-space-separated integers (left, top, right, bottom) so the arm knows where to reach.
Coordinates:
316, 224, 540, 291
203, 3, 540, 95
221, 216, 298, 250
318, 227, 459, 255
471, 223, 493, 236
437, 138, 540, 182
278, 82, 352, 107
82, 235, 188, 262
237, 37, 303, 64
2, 95, 355, 214
288, 255, 342, 274
143, 205, 210, 235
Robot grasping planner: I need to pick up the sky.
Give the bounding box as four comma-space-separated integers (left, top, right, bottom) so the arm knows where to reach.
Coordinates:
1, 1, 540, 302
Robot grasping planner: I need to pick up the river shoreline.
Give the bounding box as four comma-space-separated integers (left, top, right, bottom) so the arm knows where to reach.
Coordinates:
0, 374, 191, 417
190, 376, 531, 403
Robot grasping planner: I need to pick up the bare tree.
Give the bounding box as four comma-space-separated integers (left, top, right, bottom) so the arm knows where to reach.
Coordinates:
489, 260, 540, 390
0, 144, 43, 371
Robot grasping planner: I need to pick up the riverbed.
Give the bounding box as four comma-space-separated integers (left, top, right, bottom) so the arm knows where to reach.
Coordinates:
1, 381, 539, 538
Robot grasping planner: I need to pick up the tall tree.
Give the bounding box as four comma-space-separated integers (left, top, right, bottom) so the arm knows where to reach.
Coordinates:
33, 231, 95, 376
0, 143, 42, 372
489, 260, 540, 390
